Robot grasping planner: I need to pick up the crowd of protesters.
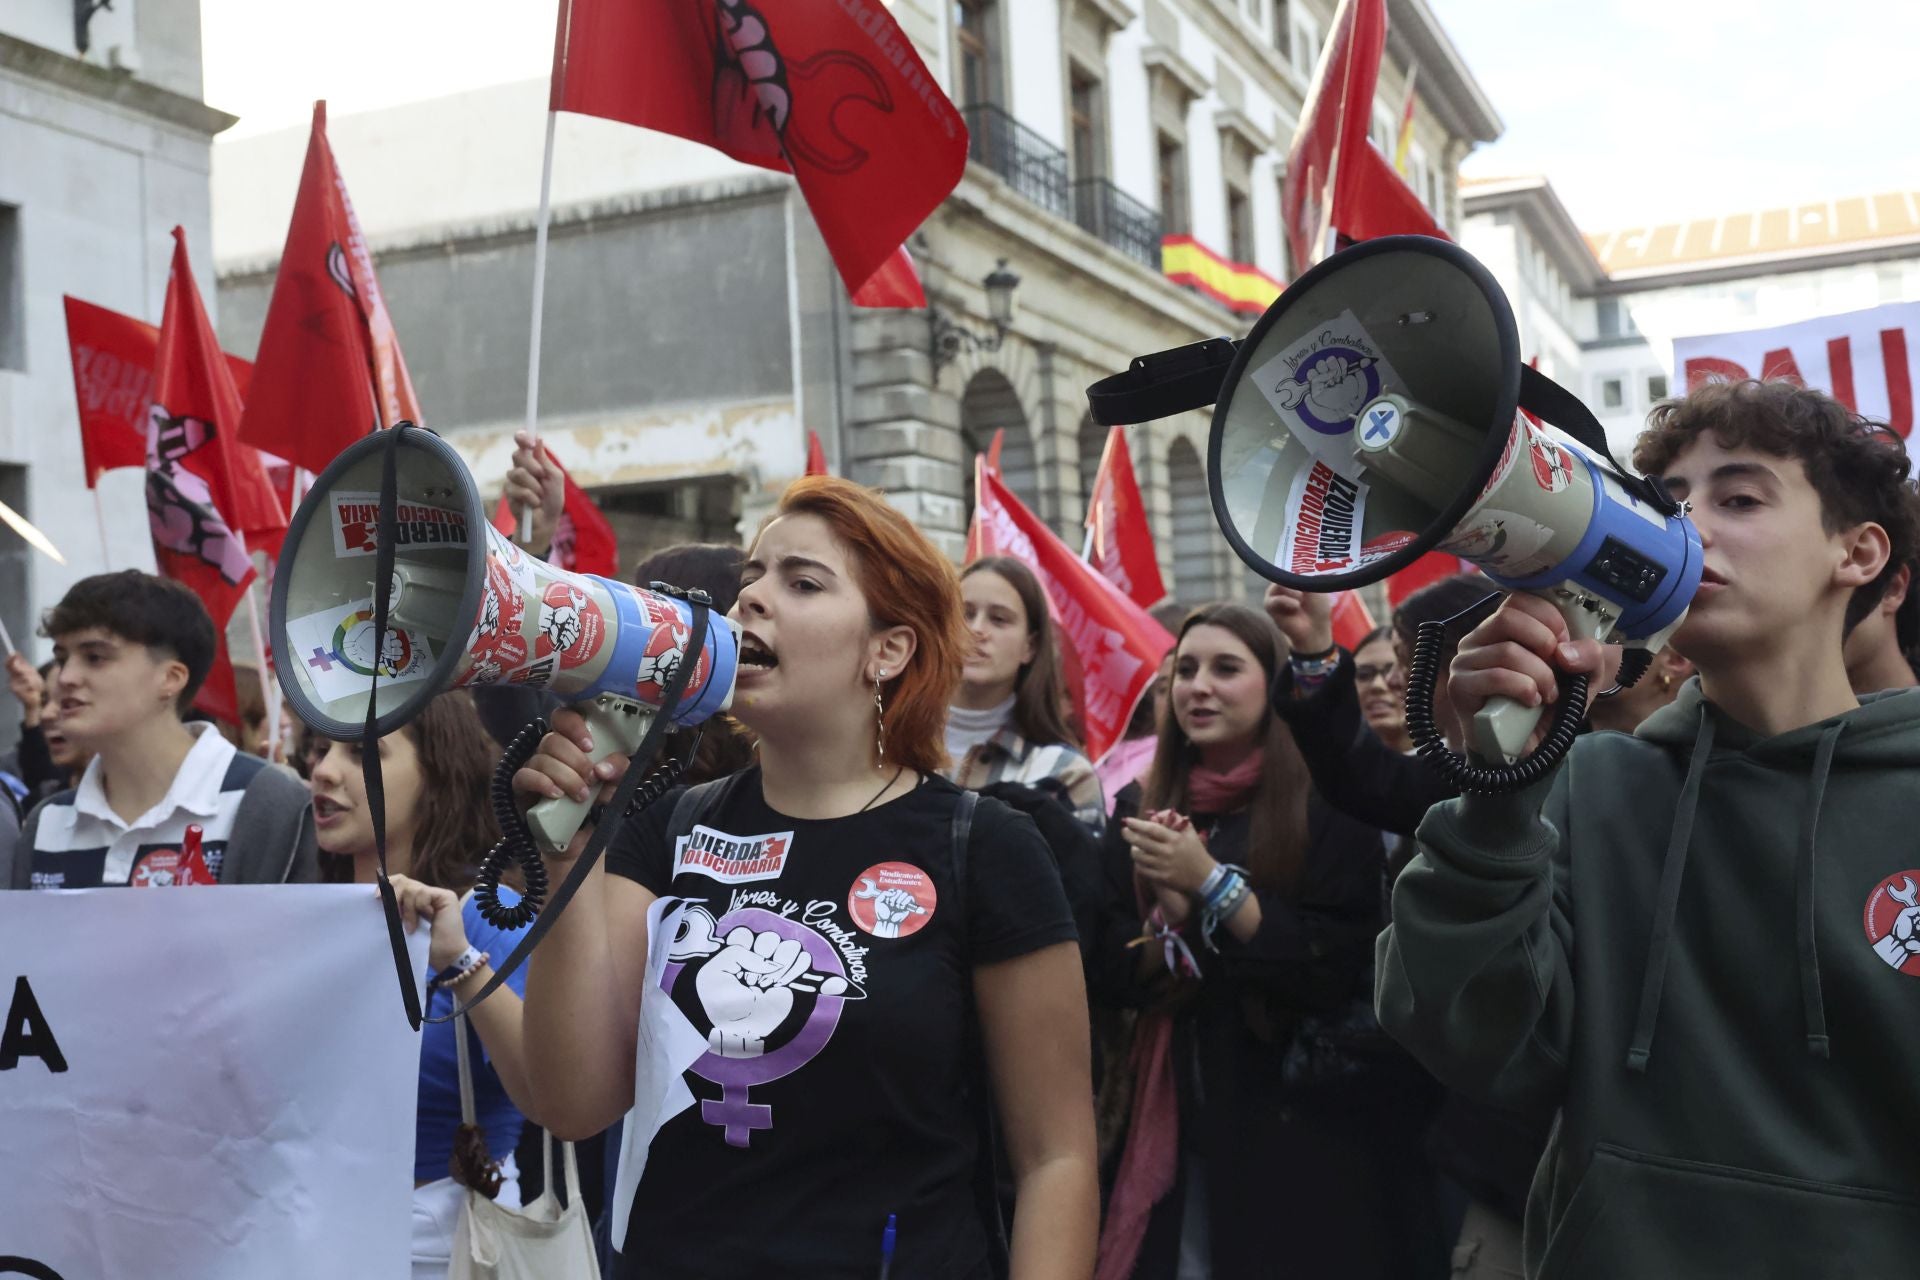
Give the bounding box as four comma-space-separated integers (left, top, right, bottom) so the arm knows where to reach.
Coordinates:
5, 378, 1920, 1278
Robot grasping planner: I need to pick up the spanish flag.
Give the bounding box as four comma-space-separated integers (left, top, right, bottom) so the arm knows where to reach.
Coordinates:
1393, 66, 1418, 175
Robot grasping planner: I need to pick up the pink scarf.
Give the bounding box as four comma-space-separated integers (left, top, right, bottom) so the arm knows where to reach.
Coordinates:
1186, 748, 1263, 814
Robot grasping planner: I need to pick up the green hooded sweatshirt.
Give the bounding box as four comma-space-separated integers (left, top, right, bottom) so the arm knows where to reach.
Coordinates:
1377, 681, 1920, 1276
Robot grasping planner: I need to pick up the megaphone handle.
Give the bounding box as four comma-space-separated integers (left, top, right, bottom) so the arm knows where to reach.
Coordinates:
524, 695, 653, 856
1466, 592, 1613, 766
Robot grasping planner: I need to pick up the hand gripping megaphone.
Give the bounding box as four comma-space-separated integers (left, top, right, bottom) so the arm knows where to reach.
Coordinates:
1088, 236, 1701, 791
269, 427, 739, 991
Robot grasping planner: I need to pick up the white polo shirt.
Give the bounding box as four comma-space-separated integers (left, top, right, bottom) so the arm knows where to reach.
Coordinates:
28, 722, 247, 889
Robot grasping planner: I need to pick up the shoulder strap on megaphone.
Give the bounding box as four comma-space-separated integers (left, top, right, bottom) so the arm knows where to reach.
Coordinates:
1086, 337, 1241, 426
1518, 364, 1683, 517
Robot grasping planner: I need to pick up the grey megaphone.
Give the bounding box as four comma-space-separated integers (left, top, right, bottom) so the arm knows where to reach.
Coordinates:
268, 427, 739, 853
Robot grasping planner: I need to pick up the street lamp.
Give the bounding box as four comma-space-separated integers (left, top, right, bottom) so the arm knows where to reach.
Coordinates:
930, 259, 1022, 382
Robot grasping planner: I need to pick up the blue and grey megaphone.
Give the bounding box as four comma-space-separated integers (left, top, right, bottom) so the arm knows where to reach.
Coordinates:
1087, 236, 1701, 790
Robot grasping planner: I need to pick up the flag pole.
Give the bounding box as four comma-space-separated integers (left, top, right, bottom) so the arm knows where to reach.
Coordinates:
238, 535, 281, 762
517, 108, 560, 545
93, 489, 112, 564
784, 188, 807, 467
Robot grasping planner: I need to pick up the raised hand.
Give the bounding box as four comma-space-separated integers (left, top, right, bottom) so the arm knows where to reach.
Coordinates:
1263, 583, 1335, 655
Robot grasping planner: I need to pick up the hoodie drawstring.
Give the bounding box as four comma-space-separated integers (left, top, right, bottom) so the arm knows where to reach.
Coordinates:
1796, 724, 1843, 1060
1626, 714, 1716, 1073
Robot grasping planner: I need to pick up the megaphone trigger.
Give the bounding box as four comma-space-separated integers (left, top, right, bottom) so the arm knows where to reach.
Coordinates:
521, 693, 654, 857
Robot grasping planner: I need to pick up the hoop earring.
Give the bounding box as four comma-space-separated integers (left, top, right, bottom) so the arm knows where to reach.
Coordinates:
873, 669, 887, 768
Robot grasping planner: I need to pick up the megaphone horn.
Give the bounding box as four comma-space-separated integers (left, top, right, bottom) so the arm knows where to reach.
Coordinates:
269, 427, 740, 855
1088, 236, 1703, 792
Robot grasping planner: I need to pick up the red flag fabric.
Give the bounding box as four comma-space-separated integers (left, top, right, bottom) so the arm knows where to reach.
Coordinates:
971, 460, 1174, 763
1386, 551, 1469, 607
850, 245, 927, 310
148, 229, 274, 724
488, 446, 618, 578
1281, 0, 1443, 271
805, 430, 830, 477
1329, 590, 1376, 651
240, 101, 422, 475
551, 0, 968, 304
986, 429, 1004, 474
65, 296, 254, 488
1083, 426, 1167, 610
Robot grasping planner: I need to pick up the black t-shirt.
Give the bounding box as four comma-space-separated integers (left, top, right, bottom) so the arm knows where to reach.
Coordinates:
605, 768, 1077, 1280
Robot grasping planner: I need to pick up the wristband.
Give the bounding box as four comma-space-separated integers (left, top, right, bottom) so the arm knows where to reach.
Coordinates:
1291, 642, 1338, 662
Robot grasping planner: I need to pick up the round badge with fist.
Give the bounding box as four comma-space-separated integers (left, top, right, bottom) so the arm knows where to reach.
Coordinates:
847, 862, 936, 940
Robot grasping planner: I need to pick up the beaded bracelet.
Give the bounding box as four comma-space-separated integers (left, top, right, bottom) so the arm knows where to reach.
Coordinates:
430, 947, 490, 991
1199, 867, 1253, 950
1290, 648, 1343, 689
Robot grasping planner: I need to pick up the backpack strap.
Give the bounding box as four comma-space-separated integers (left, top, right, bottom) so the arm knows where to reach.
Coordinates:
949, 787, 979, 921
664, 770, 749, 849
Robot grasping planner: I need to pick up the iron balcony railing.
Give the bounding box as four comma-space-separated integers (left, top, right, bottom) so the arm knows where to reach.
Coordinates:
963, 102, 1070, 220
1071, 178, 1164, 269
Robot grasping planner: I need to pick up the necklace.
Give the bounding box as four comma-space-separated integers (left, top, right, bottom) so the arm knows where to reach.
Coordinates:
860, 765, 906, 813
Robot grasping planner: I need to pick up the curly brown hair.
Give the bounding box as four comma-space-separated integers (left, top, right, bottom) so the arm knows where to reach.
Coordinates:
1633, 379, 1920, 631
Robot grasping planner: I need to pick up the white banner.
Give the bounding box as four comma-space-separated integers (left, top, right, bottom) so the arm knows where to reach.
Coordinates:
1671, 301, 1919, 436
0, 886, 427, 1279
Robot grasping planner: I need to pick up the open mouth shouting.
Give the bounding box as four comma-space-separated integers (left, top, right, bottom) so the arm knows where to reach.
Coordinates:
311, 795, 350, 830
737, 631, 779, 675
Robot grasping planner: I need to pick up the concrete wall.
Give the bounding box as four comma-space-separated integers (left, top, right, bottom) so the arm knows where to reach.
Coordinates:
0, 10, 227, 746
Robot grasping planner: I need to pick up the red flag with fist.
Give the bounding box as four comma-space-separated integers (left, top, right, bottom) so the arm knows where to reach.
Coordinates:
971, 460, 1174, 763
148, 230, 283, 723
550, 0, 966, 305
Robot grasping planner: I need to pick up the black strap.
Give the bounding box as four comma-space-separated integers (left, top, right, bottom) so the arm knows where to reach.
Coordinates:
363, 422, 424, 1029
1518, 363, 1682, 516
428, 595, 710, 1025
1085, 337, 1239, 426
950, 789, 1008, 1271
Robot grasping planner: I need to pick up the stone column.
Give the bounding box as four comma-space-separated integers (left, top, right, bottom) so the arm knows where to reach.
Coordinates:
845, 309, 968, 561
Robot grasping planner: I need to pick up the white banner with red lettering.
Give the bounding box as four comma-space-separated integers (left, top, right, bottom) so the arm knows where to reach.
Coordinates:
1672, 301, 1918, 436
0, 887, 426, 1280
972, 461, 1174, 763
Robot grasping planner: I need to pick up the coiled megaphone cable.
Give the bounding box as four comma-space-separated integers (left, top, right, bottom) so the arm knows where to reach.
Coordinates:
1403, 620, 1655, 795
472, 719, 700, 930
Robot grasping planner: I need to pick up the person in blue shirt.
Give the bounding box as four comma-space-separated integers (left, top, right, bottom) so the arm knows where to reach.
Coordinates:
306, 691, 533, 1280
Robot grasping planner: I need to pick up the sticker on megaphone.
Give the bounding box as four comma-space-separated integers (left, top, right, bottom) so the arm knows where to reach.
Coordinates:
285, 598, 438, 702
329, 491, 472, 557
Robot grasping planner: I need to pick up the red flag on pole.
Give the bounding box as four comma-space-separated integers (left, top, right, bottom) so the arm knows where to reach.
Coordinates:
550, 0, 967, 306
850, 245, 927, 310
239, 101, 422, 474
971, 460, 1174, 763
805, 430, 830, 477
1282, 0, 1442, 272
1083, 426, 1167, 610
1328, 590, 1376, 651
148, 230, 279, 724
65, 296, 254, 488
985, 429, 1004, 474
488, 444, 619, 578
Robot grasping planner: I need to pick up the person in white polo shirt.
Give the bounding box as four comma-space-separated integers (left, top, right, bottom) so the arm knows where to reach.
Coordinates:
3, 571, 316, 889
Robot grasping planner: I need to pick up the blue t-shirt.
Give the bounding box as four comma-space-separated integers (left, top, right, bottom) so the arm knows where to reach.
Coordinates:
415, 890, 532, 1182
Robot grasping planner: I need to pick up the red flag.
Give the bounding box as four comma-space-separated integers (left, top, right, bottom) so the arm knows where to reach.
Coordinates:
551, 0, 968, 304
488, 446, 618, 578
1329, 591, 1376, 651
148, 230, 275, 724
65, 296, 254, 488
1083, 426, 1166, 610
1282, 0, 1443, 271
805, 430, 830, 477
986, 429, 1004, 474
851, 245, 926, 310
1386, 551, 1469, 606
240, 101, 422, 474
971, 460, 1174, 763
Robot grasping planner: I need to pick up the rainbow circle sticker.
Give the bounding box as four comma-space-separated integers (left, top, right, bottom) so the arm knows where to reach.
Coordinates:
332, 609, 416, 677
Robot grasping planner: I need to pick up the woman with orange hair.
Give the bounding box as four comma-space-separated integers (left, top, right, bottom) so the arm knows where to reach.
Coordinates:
513, 476, 1099, 1279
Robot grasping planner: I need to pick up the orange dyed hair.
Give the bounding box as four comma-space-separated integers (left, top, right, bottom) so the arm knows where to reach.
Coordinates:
761, 476, 967, 773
